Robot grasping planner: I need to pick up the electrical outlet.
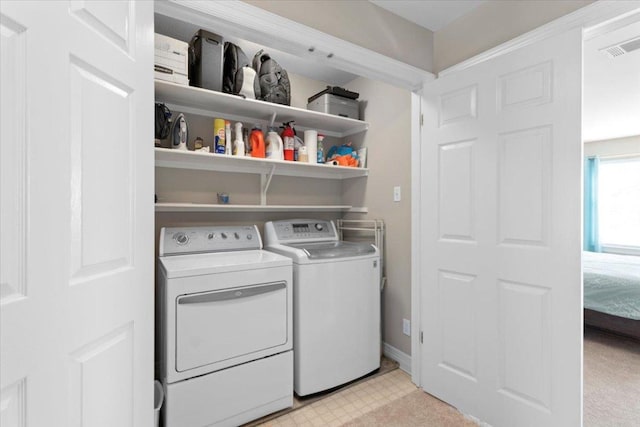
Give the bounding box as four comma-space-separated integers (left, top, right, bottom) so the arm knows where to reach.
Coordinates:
402, 318, 411, 336
393, 186, 401, 202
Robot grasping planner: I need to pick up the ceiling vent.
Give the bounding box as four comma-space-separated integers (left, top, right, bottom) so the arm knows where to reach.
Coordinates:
600, 37, 640, 58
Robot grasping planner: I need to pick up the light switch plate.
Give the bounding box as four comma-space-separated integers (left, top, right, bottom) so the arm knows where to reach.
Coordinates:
393, 186, 401, 202
402, 318, 410, 336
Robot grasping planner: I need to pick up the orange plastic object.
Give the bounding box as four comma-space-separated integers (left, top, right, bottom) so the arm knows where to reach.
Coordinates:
250, 128, 266, 158
334, 154, 358, 167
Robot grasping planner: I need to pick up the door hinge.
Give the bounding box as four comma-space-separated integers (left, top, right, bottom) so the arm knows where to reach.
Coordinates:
420, 331, 423, 344
420, 113, 424, 126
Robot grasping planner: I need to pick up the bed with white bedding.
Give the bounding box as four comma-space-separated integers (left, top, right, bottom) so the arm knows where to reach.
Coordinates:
583, 251, 640, 340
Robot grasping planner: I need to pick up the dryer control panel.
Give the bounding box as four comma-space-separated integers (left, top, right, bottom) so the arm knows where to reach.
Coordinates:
264, 220, 337, 243
159, 225, 262, 256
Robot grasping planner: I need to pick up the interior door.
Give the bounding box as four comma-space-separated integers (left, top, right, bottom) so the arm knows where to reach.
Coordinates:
420, 28, 583, 426
0, 1, 153, 426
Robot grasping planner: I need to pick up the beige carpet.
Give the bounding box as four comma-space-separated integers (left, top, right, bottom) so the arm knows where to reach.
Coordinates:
342, 389, 475, 427
341, 330, 640, 427
257, 328, 639, 426
584, 327, 640, 426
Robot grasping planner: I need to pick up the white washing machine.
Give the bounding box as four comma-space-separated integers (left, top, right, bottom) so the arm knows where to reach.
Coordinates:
157, 225, 293, 427
264, 219, 380, 396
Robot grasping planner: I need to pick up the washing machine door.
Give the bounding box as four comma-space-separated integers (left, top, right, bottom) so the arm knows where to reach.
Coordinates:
175, 280, 288, 373
287, 241, 376, 259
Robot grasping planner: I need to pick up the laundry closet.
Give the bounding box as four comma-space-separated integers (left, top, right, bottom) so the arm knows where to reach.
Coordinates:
152, 2, 431, 426
152, 0, 429, 351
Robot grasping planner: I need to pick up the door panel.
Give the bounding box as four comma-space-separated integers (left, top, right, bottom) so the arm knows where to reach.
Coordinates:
0, 14, 27, 305
421, 28, 582, 426
69, 57, 135, 283
0, 1, 153, 426
498, 126, 552, 246
176, 282, 288, 371
438, 139, 476, 241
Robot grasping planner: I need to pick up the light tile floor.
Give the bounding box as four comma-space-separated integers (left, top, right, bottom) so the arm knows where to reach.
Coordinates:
258, 369, 418, 427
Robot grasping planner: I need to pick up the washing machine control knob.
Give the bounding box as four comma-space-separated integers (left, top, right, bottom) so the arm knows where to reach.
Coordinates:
221, 232, 228, 239
175, 232, 189, 245
315, 223, 324, 231
246, 234, 253, 240
207, 233, 214, 240
234, 232, 240, 240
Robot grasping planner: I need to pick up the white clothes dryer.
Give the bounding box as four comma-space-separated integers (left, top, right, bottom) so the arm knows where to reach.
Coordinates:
157, 225, 293, 427
264, 219, 380, 396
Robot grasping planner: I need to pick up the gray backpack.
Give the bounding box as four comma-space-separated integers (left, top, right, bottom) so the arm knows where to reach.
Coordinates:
252, 50, 291, 105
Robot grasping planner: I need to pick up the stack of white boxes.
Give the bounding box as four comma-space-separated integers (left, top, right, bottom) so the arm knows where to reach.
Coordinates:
154, 33, 189, 86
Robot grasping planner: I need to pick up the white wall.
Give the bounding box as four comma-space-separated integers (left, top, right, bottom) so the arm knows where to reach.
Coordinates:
244, 0, 434, 73
287, 73, 330, 109
433, 0, 594, 72
343, 77, 413, 355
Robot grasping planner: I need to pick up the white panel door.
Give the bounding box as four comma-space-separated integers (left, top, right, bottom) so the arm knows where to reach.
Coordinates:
0, 1, 153, 426
420, 28, 583, 426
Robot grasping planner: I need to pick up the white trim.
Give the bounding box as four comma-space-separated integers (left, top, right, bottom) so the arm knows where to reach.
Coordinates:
410, 90, 425, 387
584, 3, 640, 40
157, 0, 434, 91
439, 1, 640, 77
383, 342, 412, 375
601, 245, 640, 256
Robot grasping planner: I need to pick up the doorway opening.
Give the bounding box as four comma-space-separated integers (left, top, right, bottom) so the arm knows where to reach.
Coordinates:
582, 17, 640, 426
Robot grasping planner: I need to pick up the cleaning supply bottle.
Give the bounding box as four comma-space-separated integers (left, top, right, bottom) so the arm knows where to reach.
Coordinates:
294, 135, 304, 161
243, 127, 250, 156
281, 122, 295, 161
317, 134, 325, 163
265, 127, 284, 160
233, 122, 245, 156
250, 125, 265, 158
213, 118, 226, 154
224, 121, 232, 155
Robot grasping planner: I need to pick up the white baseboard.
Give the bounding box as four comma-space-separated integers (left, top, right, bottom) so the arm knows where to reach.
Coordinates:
383, 342, 412, 375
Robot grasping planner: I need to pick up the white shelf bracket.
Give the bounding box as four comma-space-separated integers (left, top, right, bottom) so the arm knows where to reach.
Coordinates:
260, 164, 277, 205
269, 111, 277, 128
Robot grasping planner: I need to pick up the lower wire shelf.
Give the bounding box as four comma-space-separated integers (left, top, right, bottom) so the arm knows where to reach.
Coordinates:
155, 203, 367, 213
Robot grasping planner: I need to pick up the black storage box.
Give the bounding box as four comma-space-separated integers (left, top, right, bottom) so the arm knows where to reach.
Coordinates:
189, 29, 224, 92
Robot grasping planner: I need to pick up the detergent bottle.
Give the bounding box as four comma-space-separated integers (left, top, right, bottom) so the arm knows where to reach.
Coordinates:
265, 127, 284, 160
233, 122, 245, 156
281, 122, 295, 161
250, 125, 265, 158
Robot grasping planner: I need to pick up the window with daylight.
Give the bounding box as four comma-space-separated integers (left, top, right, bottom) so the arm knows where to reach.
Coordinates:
598, 157, 640, 252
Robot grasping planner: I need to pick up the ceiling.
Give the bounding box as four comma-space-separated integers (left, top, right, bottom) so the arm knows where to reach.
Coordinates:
370, 0, 486, 31
369, 0, 640, 142
584, 20, 640, 142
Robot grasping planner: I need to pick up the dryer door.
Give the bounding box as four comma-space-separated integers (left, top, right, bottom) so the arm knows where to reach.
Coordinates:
175, 281, 288, 372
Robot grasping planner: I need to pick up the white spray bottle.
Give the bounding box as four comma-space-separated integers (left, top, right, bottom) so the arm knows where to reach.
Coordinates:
233, 122, 245, 156
224, 121, 232, 155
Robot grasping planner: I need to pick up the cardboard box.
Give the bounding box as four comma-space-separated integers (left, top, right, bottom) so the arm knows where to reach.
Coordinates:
155, 33, 189, 85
